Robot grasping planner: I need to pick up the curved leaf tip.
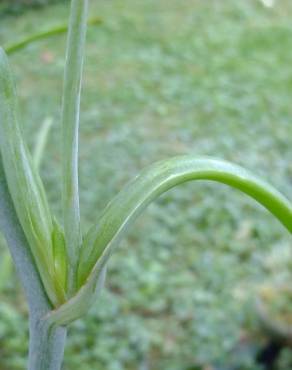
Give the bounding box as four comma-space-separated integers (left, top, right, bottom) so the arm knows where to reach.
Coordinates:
78, 155, 292, 286
47, 156, 292, 326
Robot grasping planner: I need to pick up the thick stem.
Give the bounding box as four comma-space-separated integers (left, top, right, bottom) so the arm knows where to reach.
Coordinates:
28, 318, 67, 370
0, 159, 67, 369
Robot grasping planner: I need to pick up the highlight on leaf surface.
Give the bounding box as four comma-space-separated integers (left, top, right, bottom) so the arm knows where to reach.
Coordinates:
33, 117, 53, 170
52, 219, 67, 301
0, 47, 66, 306
47, 156, 292, 326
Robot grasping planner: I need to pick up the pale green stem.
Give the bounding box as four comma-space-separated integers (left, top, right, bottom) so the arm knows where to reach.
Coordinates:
0, 159, 67, 370
28, 319, 66, 370
61, 0, 88, 295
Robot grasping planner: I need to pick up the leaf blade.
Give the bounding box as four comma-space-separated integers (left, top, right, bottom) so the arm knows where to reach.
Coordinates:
61, 0, 88, 295
4, 17, 101, 55
47, 156, 292, 326
78, 156, 292, 285
0, 47, 65, 305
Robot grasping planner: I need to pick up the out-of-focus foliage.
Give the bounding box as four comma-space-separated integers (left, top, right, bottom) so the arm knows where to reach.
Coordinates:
0, 0, 291, 369
0, 0, 67, 17
3, 0, 60, 4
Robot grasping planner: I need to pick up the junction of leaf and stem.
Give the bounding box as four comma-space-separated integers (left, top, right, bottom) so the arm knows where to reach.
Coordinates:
2, 1, 291, 368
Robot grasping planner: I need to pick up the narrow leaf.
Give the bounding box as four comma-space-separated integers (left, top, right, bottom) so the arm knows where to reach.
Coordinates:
0, 157, 52, 316
0, 47, 64, 305
47, 156, 292, 326
61, 0, 88, 295
5, 17, 101, 55
78, 156, 292, 286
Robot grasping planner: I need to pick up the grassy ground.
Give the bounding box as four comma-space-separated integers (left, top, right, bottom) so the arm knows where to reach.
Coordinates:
0, 0, 292, 369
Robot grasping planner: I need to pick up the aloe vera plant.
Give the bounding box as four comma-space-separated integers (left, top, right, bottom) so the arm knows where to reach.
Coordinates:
0, 0, 291, 369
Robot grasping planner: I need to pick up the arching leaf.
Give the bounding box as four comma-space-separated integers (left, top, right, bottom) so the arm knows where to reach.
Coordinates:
47, 156, 292, 326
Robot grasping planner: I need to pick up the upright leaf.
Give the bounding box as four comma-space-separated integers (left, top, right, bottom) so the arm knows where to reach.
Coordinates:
61, 0, 88, 295
0, 48, 65, 305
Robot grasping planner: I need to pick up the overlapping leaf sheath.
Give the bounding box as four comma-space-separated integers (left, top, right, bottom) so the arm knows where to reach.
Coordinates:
0, 48, 66, 306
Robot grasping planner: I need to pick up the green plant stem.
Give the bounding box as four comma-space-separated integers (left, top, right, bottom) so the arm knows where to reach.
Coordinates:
28, 318, 66, 370
0, 158, 66, 370
61, 0, 88, 295
4, 17, 101, 55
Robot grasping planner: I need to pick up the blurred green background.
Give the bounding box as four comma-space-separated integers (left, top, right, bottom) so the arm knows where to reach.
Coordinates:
0, 0, 291, 369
